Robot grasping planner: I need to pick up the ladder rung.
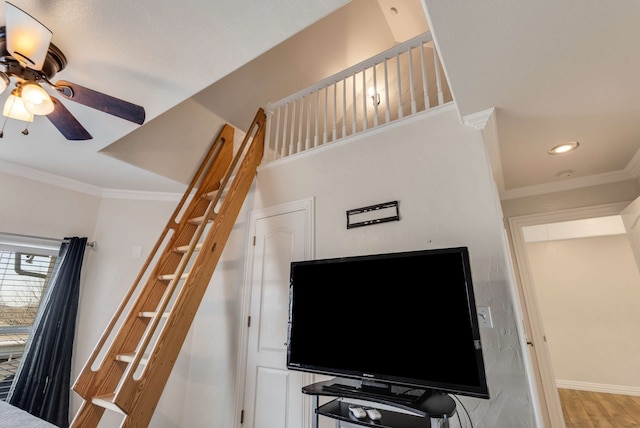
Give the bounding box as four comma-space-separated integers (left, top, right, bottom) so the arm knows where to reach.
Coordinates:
202, 189, 219, 200
139, 311, 170, 319
92, 393, 125, 414
158, 272, 189, 281
188, 215, 214, 225
116, 352, 150, 365
174, 243, 203, 254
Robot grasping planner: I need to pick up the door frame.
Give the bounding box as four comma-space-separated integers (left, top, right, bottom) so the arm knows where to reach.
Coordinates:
507, 201, 630, 427
233, 197, 315, 428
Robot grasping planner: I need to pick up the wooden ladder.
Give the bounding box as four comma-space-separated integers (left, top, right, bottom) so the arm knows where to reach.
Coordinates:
70, 108, 266, 428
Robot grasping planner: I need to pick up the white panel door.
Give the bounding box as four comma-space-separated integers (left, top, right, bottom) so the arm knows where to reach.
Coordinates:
242, 201, 313, 428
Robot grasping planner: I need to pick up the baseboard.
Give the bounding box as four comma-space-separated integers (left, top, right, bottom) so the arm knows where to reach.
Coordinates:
556, 380, 640, 396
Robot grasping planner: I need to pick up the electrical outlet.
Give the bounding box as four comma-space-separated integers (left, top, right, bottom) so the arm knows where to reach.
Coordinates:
477, 306, 493, 328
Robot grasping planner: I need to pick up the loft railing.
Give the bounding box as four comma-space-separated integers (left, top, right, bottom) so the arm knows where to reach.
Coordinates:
263, 31, 451, 163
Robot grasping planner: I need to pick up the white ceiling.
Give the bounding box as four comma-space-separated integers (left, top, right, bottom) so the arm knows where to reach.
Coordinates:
1, 0, 639, 200
423, 0, 640, 198
0, 0, 349, 192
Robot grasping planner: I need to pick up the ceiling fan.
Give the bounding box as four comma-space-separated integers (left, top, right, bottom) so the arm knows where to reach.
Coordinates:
0, 1, 145, 140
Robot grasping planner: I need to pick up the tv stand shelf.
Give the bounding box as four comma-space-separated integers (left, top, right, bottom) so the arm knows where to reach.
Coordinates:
303, 379, 456, 428
316, 399, 424, 428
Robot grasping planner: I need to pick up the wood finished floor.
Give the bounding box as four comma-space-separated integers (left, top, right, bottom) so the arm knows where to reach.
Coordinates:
559, 389, 640, 427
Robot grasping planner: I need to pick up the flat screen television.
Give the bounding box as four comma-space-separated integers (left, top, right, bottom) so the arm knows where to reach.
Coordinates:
286, 246, 490, 404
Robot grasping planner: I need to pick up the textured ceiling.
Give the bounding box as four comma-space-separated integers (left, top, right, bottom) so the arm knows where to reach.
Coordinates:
0, 0, 349, 192
423, 0, 640, 196
3, 0, 637, 200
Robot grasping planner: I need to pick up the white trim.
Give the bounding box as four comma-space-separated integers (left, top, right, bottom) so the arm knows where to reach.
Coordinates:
463, 108, 494, 130
556, 380, 640, 397
0, 159, 103, 196
464, 108, 640, 201
1, 159, 186, 201
463, 108, 505, 192
507, 201, 632, 428
500, 169, 635, 200
509, 202, 631, 228
497, 215, 546, 428
101, 188, 184, 201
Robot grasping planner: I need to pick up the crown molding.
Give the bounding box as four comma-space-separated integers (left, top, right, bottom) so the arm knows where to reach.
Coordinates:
500, 169, 635, 200
1, 159, 184, 201
463, 107, 640, 200
1, 159, 104, 196
462, 108, 505, 192
500, 149, 640, 200
101, 188, 183, 201
463, 107, 495, 130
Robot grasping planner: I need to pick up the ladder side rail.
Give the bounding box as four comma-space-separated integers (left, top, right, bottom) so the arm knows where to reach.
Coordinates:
115, 181, 224, 389
101, 129, 236, 397
72, 128, 232, 399
115, 110, 264, 400
114, 111, 267, 420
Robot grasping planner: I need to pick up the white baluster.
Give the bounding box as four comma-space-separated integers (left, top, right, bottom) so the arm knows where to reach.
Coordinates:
342, 77, 347, 139
362, 68, 368, 130
352, 73, 357, 134
408, 46, 416, 115
297, 96, 304, 153
433, 45, 444, 105
396, 52, 403, 119
306, 94, 311, 151
276, 106, 284, 157
372, 64, 379, 127
314, 91, 319, 148
383, 59, 390, 124
332, 82, 337, 142
420, 41, 429, 111
323, 87, 328, 145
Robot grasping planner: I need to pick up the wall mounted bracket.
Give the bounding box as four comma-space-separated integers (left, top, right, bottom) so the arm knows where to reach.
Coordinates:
346, 201, 399, 229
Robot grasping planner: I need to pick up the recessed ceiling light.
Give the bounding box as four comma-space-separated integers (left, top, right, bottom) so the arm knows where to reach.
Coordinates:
548, 141, 579, 155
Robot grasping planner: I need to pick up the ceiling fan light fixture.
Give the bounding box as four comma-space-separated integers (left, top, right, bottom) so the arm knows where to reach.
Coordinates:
5, 1, 53, 70
3, 90, 34, 122
21, 82, 54, 115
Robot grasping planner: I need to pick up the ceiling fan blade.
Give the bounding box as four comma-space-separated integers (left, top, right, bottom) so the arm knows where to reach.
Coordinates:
46, 96, 92, 140
5, 2, 52, 70
54, 80, 146, 125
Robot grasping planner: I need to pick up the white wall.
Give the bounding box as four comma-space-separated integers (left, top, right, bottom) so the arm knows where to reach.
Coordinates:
0, 171, 100, 238
252, 105, 537, 426
2, 167, 251, 427
178, 186, 256, 427
72, 196, 181, 426
3, 104, 541, 426
526, 234, 640, 393
74, 192, 254, 428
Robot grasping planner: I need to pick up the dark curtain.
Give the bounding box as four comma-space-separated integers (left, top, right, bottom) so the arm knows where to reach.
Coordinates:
8, 237, 88, 428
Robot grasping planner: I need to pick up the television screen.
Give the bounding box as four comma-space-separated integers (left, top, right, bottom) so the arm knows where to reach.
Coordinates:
286, 247, 489, 399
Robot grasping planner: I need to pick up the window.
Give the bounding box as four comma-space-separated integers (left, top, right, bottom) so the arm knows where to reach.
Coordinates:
0, 235, 59, 400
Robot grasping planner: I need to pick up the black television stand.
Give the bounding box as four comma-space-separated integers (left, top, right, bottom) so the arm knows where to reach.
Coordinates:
302, 378, 456, 428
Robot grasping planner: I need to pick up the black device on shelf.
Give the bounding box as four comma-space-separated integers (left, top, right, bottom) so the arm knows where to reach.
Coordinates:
286, 246, 490, 406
